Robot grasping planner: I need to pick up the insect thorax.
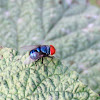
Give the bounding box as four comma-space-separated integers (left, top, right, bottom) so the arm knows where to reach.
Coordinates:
40, 45, 50, 54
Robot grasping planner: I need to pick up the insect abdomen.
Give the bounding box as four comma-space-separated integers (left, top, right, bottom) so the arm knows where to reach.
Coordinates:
29, 50, 37, 59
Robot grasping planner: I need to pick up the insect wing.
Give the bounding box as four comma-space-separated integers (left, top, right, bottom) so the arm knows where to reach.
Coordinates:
24, 56, 35, 65
20, 45, 41, 51
24, 52, 43, 65
31, 52, 43, 59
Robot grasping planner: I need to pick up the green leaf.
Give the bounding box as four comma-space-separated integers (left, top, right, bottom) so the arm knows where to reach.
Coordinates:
0, 0, 100, 94
0, 47, 99, 100
89, 0, 100, 8
80, 64, 100, 94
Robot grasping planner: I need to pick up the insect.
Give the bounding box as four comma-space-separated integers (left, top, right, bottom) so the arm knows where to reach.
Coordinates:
21, 45, 56, 64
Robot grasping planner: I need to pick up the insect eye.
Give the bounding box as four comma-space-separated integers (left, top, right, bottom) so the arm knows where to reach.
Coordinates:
50, 45, 56, 55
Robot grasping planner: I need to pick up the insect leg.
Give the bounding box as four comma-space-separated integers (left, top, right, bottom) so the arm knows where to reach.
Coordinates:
34, 59, 40, 65
47, 56, 55, 65
47, 56, 54, 59
41, 57, 43, 64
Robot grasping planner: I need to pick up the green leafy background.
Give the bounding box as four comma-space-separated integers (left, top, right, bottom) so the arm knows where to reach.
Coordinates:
0, 0, 100, 99
0, 48, 99, 99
